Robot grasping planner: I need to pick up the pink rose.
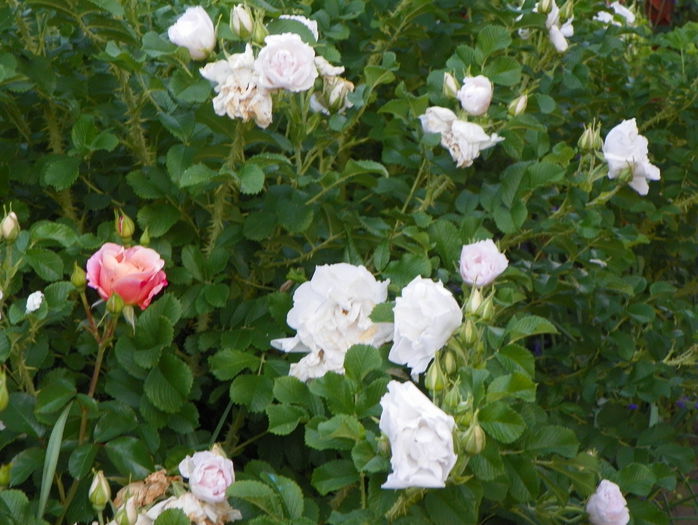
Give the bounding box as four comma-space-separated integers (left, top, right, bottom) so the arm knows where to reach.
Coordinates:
459, 239, 508, 287
86, 243, 167, 310
178, 451, 235, 503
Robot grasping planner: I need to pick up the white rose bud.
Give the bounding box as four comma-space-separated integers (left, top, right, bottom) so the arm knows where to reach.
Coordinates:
324, 76, 354, 113
539, 0, 554, 14
457, 75, 493, 116
602, 118, 660, 195
388, 277, 463, 378
459, 239, 508, 287
167, 6, 216, 60
508, 94, 528, 116
578, 123, 602, 151
419, 106, 457, 135
255, 33, 318, 92
442, 72, 459, 98
231, 4, 254, 40
1, 211, 20, 241
586, 480, 630, 525
549, 24, 569, 53
25, 291, 44, 314
88, 471, 111, 512
380, 381, 457, 489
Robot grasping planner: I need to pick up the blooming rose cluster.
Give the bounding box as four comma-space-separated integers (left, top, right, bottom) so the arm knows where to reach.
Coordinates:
167, 7, 352, 129
602, 118, 660, 195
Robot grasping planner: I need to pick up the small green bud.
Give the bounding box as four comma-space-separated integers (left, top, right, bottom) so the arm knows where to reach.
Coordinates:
465, 288, 482, 315
252, 18, 268, 46
71, 264, 87, 290
442, 350, 457, 375
0, 369, 8, 412
425, 360, 445, 392
463, 320, 477, 346
88, 470, 111, 512
578, 123, 602, 151
508, 94, 528, 116
106, 293, 124, 314
443, 386, 461, 411
139, 227, 150, 246
1, 211, 20, 241
461, 423, 486, 455
114, 210, 135, 240
480, 296, 494, 321
0, 464, 10, 488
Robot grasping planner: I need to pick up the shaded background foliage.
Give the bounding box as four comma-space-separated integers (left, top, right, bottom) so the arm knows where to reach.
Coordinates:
0, 0, 696, 523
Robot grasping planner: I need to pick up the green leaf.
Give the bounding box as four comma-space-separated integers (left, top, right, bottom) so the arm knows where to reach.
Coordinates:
383, 253, 432, 289
344, 345, 382, 383
179, 163, 217, 188
0, 490, 31, 525
483, 56, 521, 86
228, 480, 284, 518
479, 402, 526, 443
144, 354, 193, 413
243, 210, 277, 241
38, 401, 72, 519
10, 448, 44, 486
154, 509, 189, 525
67, 444, 98, 480
210, 349, 260, 381
42, 155, 81, 190
495, 344, 535, 377
311, 460, 359, 495
266, 17, 317, 44
137, 203, 180, 237
239, 163, 266, 195
261, 472, 305, 519
3, 393, 45, 438
266, 404, 308, 435
272, 376, 312, 407
504, 454, 540, 502
93, 403, 139, 442
486, 372, 537, 403
506, 315, 558, 344
523, 425, 578, 458
86, 0, 124, 16
25, 248, 63, 282
35, 378, 76, 415
104, 436, 155, 479
477, 25, 511, 56
618, 463, 656, 496
229, 374, 274, 412
308, 372, 355, 415
30, 221, 78, 247
369, 302, 393, 324
318, 414, 365, 442
424, 485, 481, 525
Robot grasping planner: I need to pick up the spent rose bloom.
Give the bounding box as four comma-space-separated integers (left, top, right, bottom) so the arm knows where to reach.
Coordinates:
86, 243, 167, 310
456, 75, 493, 116
142, 493, 241, 525
419, 106, 458, 135
179, 451, 235, 504
255, 33, 318, 92
389, 277, 462, 378
442, 120, 504, 168
167, 6, 216, 60
380, 381, 457, 489
459, 239, 509, 287
279, 14, 319, 41
271, 263, 392, 381
586, 480, 630, 525
603, 118, 660, 195
25, 291, 44, 313
200, 44, 273, 128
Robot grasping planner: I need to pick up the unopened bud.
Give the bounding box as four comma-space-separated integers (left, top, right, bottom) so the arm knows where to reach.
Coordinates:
508, 94, 528, 116
560, 0, 574, 20
0, 369, 8, 412
106, 293, 124, 314
0, 464, 10, 488
443, 386, 461, 411
115, 210, 135, 240
231, 4, 254, 40
466, 288, 483, 315
538, 0, 553, 14
461, 423, 486, 455
463, 320, 477, 346
442, 350, 457, 375
139, 227, 150, 246
88, 470, 111, 512
425, 360, 445, 392
71, 264, 87, 290
443, 72, 459, 98
1, 212, 20, 241
480, 297, 494, 321
578, 123, 602, 151
252, 18, 268, 46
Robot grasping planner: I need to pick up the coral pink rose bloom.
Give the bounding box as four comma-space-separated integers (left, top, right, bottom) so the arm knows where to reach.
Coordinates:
86, 243, 167, 309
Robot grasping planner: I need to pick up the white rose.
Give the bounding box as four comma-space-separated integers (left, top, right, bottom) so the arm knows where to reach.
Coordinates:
442, 120, 504, 168
271, 263, 392, 381
178, 451, 235, 503
26, 291, 44, 313
167, 6, 216, 60
380, 381, 457, 489
255, 33, 318, 92
143, 493, 241, 525
586, 480, 630, 525
549, 24, 569, 52
279, 14, 319, 41
595, 2, 636, 25
419, 106, 457, 135
602, 118, 660, 195
456, 75, 493, 116
459, 239, 508, 287
388, 277, 462, 378
200, 45, 273, 129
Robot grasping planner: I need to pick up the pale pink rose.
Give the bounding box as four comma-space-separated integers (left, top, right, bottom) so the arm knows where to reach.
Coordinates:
178, 451, 235, 504
459, 239, 508, 286
255, 33, 318, 92
167, 6, 216, 60
86, 243, 167, 310
586, 480, 630, 525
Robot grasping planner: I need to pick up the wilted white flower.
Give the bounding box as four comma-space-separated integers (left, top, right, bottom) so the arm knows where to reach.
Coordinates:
586, 480, 630, 525
26, 291, 44, 313
602, 118, 660, 195
314, 56, 345, 77
200, 44, 273, 128
419, 106, 458, 135
460, 239, 509, 287
255, 33, 318, 92
456, 75, 493, 116
388, 277, 462, 378
594, 2, 636, 25
380, 381, 457, 489
143, 493, 241, 525
442, 120, 504, 168
167, 6, 216, 60
179, 451, 235, 503
279, 14, 319, 41
271, 263, 392, 381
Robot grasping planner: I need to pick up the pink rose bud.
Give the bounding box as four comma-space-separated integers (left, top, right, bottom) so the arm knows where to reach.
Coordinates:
86, 243, 168, 310
114, 210, 135, 239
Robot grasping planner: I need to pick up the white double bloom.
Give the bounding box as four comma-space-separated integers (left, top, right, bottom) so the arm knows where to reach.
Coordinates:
603, 118, 660, 195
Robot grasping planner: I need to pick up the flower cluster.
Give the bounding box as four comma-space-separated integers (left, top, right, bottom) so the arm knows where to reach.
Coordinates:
168, 6, 352, 129
518, 0, 574, 53
594, 2, 636, 26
